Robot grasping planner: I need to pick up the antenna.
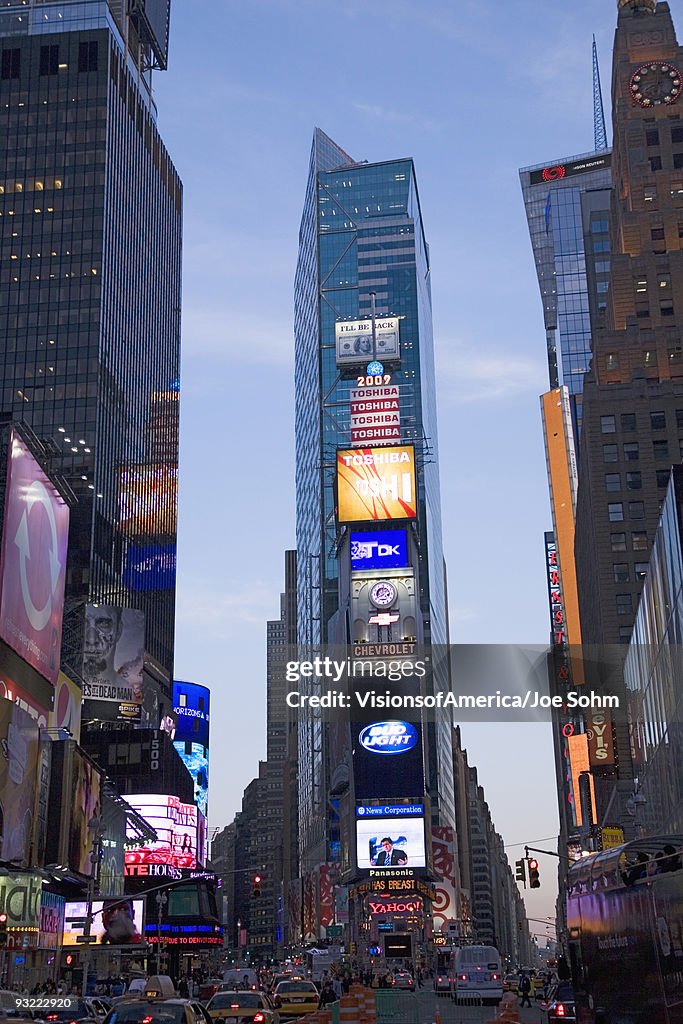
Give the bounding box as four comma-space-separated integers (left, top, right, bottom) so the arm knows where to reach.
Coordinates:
593, 36, 608, 152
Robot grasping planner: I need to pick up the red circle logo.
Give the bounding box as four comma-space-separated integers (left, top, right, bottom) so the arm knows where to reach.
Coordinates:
543, 165, 566, 181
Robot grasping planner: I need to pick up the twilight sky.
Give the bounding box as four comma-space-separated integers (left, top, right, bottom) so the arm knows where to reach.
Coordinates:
154, 0, 657, 932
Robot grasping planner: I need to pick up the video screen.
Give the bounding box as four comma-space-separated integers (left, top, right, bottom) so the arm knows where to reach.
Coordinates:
356, 815, 426, 870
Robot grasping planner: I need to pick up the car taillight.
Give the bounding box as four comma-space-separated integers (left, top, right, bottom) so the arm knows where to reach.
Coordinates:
437, 977, 442, 983
460, 975, 467, 982
492, 975, 499, 981
253, 1014, 265, 1022
556, 1005, 566, 1018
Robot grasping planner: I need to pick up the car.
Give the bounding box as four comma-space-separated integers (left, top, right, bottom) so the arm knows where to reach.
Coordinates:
271, 982, 319, 1019
85, 999, 113, 1020
531, 974, 547, 999
433, 973, 454, 994
503, 974, 519, 994
0, 990, 56, 1024
43, 1001, 99, 1024
103, 999, 212, 1024
199, 982, 225, 1003
206, 992, 278, 1024
392, 973, 414, 992
542, 981, 576, 1023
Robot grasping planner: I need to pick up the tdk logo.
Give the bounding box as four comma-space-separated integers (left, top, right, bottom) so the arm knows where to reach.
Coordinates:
351, 530, 408, 571
359, 721, 418, 755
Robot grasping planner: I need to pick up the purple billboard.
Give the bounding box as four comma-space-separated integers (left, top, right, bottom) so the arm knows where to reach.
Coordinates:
0, 430, 70, 684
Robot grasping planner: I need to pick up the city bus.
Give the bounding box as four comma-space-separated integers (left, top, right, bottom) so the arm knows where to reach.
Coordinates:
453, 945, 503, 1004
566, 835, 683, 1023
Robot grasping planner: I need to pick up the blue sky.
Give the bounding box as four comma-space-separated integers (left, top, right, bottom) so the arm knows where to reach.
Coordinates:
155, 0, 654, 930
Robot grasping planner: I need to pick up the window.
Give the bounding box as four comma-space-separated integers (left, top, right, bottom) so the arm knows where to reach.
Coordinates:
651, 411, 666, 429
651, 227, 665, 240
626, 472, 642, 490
673, 126, 683, 144
613, 563, 630, 583
608, 503, 624, 522
39, 45, 58, 76
591, 219, 609, 232
657, 469, 671, 487
635, 277, 648, 293
605, 474, 621, 492
619, 626, 633, 643
624, 442, 639, 461
606, 353, 619, 369
676, 410, 683, 428
636, 302, 650, 319
645, 186, 657, 203
622, 413, 637, 431
1, 48, 19, 80
653, 439, 670, 460
617, 593, 633, 615
672, 182, 683, 198
603, 444, 618, 463
675, 153, 683, 170
645, 349, 658, 365
632, 531, 648, 550
650, 156, 663, 172
635, 562, 649, 580
611, 532, 627, 552
646, 129, 660, 146
601, 415, 616, 433
629, 501, 645, 519
78, 40, 98, 73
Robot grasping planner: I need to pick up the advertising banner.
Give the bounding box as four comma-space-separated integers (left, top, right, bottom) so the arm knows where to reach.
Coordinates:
335, 318, 400, 366
124, 543, 177, 592
63, 899, 145, 946
353, 719, 425, 801
0, 672, 48, 729
69, 748, 102, 876
172, 681, 210, 747
124, 794, 198, 872
82, 605, 145, 707
337, 446, 417, 523
350, 530, 409, 572
0, 873, 42, 944
48, 672, 82, 740
350, 385, 401, 445
0, 429, 70, 684
119, 464, 178, 537
38, 891, 64, 949
356, 812, 426, 870
0, 700, 40, 865
431, 826, 459, 932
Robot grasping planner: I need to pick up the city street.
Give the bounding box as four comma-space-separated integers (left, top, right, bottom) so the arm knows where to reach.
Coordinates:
403, 991, 545, 1024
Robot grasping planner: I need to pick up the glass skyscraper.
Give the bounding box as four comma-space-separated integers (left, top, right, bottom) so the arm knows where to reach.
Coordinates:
0, 0, 180, 691
294, 129, 455, 891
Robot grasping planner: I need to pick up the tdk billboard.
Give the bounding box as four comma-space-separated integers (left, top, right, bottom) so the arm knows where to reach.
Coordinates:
350, 530, 408, 572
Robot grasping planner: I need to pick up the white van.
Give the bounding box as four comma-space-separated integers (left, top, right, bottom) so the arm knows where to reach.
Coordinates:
222, 969, 258, 990
453, 946, 503, 1004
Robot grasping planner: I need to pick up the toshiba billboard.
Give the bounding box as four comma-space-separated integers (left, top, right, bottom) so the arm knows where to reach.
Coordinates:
337, 446, 417, 523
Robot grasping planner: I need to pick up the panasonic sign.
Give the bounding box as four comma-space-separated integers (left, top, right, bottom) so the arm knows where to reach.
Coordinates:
351, 530, 408, 571
359, 721, 419, 755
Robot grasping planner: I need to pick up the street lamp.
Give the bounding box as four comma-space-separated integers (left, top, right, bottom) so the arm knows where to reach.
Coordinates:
156, 893, 168, 973
81, 815, 105, 997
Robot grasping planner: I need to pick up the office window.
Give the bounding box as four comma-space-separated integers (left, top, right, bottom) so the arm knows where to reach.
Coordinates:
605, 474, 621, 492
626, 472, 642, 490
623, 442, 639, 461
621, 413, 637, 431
644, 186, 657, 203
651, 227, 665, 240
653, 439, 670, 460
1, 48, 20, 80
644, 349, 658, 366
603, 444, 618, 463
616, 594, 633, 615
606, 352, 619, 369
651, 411, 666, 429
611, 533, 627, 552
613, 564, 630, 583
635, 562, 649, 580
632, 531, 648, 550
657, 469, 672, 487
608, 503, 624, 522
78, 40, 98, 73
39, 45, 59, 76
673, 126, 683, 144
674, 153, 683, 170
601, 415, 616, 434
629, 501, 645, 519
676, 410, 683, 428
619, 627, 632, 644
646, 129, 660, 146
650, 156, 663, 172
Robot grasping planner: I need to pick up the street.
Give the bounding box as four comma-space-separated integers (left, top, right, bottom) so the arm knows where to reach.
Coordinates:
413, 990, 544, 1024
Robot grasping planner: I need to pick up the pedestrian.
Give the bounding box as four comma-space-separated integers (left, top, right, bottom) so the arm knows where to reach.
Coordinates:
519, 973, 532, 1008
178, 977, 189, 998
319, 980, 336, 1007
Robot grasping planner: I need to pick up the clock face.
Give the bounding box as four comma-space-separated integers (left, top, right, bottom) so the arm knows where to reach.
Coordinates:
369, 581, 397, 608
630, 62, 683, 107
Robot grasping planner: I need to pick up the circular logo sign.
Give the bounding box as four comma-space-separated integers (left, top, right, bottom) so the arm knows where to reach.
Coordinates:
359, 721, 418, 755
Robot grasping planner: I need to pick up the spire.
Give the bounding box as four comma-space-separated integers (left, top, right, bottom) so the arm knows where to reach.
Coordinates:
592, 36, 608, 152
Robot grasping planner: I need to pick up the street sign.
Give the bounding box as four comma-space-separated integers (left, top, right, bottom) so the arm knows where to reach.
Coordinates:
76, 936, 97, 944
326, 926, 342, 938
68, 919, 88, 927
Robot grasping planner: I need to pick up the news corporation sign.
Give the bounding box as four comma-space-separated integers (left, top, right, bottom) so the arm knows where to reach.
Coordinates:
359, 721, 418, 755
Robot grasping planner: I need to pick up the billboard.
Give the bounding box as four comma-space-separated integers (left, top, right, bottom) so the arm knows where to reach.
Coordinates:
69, 748, 102, 876
0, 429, 70, 684
0, 700, 40, 865
528, 153, 611, 185
82, 605, 145, 707
119, 464, 178, 537
39, 891, 65, 949
356, 811, 426, 870
132, 0, 171, 70
350, 530, 408, 572
124, 543, 177, 591
173, 741, 209, 817
124, 794, 198, 872
350, 385, 401, 445
172, 681, 210, 747
335, 318, 400, 367
337, 446, 417, 523
63, 899, 145, 946
48, 672, 82, 740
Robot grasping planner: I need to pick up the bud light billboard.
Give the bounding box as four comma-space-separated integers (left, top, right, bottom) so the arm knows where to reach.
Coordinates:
172, 682, 209, 816
359, 721, 418, 755
350, 530, 408, 572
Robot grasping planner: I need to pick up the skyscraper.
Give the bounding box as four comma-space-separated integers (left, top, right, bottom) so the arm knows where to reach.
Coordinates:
0, 0, 181, 704
294, 129, 455, 941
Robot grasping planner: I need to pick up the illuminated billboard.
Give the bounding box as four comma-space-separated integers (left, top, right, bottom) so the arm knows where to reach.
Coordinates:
337, 446, 417, 523
124, 794, 198, 872
0, 700, 40, 865
0, 429, 70, 684
119, 464, 178, 537
69, 748, 103, 876
356, 808, 426, 870
82, 605, 144, 708
335, 318, 400, 366
172, 682, 209, 815
350, 530, 408, 572
124, 543, 177, 591
63, 899, 145, 946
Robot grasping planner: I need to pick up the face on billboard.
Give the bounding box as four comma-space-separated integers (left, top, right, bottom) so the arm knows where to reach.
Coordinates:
82, 605, 145, 707
0, 430, 70, 684
0, 700, 40, 865
356, 816, 426, 870
124, 794, 197, 870
119, 464, 178, 537
63, 900, 144, 946
337, 447, 417, 523
69, 751, 102, 876
350, 530, 408, 572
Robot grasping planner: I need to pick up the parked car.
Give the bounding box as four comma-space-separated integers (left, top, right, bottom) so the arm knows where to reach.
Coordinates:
542, 981, 576, 1023
206, 991, 278, 1024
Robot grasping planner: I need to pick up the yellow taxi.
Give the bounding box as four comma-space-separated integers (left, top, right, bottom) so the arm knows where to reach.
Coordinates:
271, 981, 319, 1019
206, 991, 278, 1024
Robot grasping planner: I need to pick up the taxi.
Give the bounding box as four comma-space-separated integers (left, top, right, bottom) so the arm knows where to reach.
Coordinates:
271, 981, 319, 1019
205, 992, 278, 1024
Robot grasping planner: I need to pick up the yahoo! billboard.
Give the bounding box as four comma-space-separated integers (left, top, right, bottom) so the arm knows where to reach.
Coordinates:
0, 430, 70, 684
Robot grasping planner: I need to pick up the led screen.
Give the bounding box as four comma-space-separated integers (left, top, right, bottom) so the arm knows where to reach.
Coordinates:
337, 446, 416, 523
124, 794, 197, 870
356, 815, 426, 870
350, 530, 408, 572
63, 899, 145, 946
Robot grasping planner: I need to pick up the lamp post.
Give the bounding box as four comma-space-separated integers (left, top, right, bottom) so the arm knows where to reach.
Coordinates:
81, 815, 105, 997
156, 893, 168, 974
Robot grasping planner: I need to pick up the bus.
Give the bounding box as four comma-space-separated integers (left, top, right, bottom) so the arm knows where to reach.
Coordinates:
453, 945, 503, 1004
567, 835, 683, 1023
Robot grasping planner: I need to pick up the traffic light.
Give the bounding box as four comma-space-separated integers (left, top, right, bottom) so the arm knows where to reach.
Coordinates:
528, 858, 540, 888
252, 874, 262, 898
515, 859, 526, 885
0, 913, 8, 946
